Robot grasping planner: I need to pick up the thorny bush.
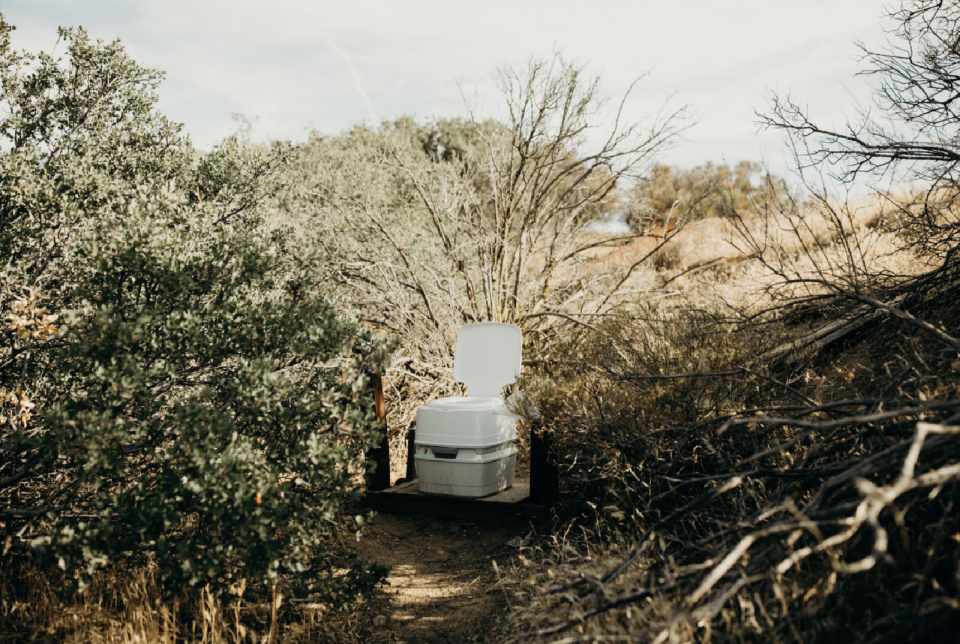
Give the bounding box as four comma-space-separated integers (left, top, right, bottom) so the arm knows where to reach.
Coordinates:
500, 1, 960, 639
504, 295, 960, 642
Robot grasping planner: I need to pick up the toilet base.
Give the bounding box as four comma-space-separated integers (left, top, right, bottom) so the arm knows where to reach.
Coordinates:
415, 443, 517, 498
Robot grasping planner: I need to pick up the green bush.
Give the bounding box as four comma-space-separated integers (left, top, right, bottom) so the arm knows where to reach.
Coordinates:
0, 15, 389, 596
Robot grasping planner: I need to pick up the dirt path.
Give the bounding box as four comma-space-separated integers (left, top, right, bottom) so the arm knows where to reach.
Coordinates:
353, 512, 529, 643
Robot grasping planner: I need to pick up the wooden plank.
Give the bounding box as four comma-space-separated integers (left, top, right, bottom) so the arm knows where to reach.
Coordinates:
383, 480, 420, 495
476, 483, 533, 505
367, 480, 546, 520
382, 480, 530, 502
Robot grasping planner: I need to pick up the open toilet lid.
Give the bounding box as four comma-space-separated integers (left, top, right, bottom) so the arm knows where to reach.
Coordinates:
454, 322, 522, 399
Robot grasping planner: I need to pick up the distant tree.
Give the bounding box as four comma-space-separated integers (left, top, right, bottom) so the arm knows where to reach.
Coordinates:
0, 14, 389, 596
622, 161, 787, 229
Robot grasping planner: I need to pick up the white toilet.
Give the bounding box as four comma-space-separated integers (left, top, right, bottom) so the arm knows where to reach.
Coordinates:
415, 322, 522, 498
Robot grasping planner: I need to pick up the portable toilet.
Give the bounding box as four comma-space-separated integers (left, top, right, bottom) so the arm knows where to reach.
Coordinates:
414, 323, 522, 497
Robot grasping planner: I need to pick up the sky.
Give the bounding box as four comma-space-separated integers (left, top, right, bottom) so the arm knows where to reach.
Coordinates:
1, 1, 889, 176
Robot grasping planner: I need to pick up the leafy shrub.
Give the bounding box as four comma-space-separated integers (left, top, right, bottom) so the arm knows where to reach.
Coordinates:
0, 15, 389, 596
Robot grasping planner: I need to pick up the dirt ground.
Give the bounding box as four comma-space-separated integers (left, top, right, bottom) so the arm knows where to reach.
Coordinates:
352, 511, 532, 643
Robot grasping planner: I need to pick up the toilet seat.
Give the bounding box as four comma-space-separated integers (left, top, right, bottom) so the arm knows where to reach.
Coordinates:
427, 396, 502, 411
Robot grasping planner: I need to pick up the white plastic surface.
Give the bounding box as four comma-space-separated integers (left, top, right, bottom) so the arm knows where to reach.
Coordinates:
415, 404, 517, 448
416, 444, 517, 497
428, 396, 501, 410
454, 323, 522, 399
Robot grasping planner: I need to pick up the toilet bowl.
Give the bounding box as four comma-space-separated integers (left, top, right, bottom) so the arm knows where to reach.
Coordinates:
414, 322, 522, 498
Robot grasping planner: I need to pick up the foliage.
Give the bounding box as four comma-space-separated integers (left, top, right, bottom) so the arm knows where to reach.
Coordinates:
283, 55, 697, 458
501, 2, 960, 641
621, 160, 789, 229
506, 270, 960, 642
524, 306, 767, 508
0, 14, 389, 596
0, 559, 388, 642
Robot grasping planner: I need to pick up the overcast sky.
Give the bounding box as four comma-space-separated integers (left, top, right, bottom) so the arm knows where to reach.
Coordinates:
3, 1, 888, 175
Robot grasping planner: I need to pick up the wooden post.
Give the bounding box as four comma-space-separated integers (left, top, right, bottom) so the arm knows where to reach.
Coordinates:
529, 420, 558, 503
405, 422, 417, 482
365, 373, 391, 491
393, 422, 417, 485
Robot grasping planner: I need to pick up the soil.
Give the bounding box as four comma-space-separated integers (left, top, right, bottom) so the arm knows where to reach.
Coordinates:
352, 511, 531, 643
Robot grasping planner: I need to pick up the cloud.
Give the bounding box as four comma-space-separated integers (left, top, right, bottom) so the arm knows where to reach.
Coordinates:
1, 0, 888, 173
323, 34, 378, 124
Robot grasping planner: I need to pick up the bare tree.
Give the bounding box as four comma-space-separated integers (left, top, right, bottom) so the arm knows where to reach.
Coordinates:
287, 54, 699, 443
493, 5, 960, 641
761, 0, 960, 266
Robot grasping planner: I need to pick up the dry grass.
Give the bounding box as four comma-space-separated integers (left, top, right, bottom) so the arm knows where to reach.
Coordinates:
0, 558, 375, 643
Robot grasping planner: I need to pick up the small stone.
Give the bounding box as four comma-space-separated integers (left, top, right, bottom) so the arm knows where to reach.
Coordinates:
506, 531, 533, 548
373, 615, 388, 627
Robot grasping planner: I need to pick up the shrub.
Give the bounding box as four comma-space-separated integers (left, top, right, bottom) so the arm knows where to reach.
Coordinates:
0, 14, 389, 596
284, 55, 694, 454
507, 293, 960, 642
521, 306, 771, 515
501, 2, 960, 636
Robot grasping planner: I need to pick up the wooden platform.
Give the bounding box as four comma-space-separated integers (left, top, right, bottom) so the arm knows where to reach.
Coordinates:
365, 480, 546, 521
